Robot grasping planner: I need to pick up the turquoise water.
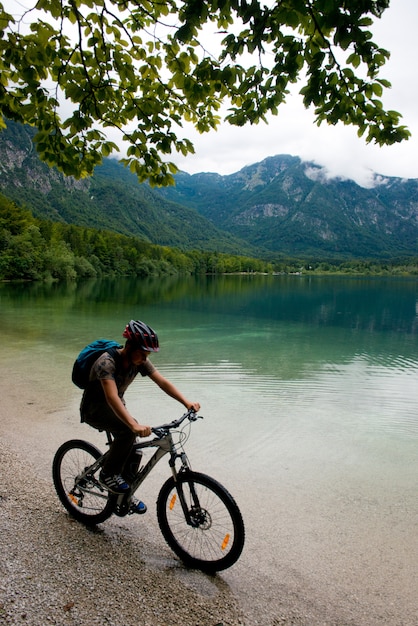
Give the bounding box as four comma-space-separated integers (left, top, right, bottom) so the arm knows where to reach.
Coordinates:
1, 274, 417, 623
1, 274, 417, 471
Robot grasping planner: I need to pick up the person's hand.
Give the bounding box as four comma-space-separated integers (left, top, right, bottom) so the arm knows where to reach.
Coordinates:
186, 401, 200, 412
132, 423, 152, 437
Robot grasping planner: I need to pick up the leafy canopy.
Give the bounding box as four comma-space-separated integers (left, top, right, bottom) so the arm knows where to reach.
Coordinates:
0, 0, 409, 184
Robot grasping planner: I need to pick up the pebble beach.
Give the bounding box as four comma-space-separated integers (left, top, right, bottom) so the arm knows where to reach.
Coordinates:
1, 368, 417, 626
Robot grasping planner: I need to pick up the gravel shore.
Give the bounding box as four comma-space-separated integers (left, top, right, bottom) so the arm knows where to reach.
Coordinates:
0, 369, 310, 626
1, 369, 417, 626
3, 433, 417, 626
0, 440, 247, 626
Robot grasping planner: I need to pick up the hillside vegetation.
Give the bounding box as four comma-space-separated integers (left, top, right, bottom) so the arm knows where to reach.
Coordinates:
0, 121, 256, 256
0, 195, 272, 281
3, 195, 418, 282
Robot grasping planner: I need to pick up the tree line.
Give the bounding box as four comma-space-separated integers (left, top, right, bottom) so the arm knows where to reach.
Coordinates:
3, 195, 418, 282
0, 195, 273, 281
272, 259, 418, 277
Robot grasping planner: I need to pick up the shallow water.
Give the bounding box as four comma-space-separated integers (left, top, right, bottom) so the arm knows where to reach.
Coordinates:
1, 275, 417, 624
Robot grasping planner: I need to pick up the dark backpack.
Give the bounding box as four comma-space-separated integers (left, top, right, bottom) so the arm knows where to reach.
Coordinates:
72, 339, 122, 389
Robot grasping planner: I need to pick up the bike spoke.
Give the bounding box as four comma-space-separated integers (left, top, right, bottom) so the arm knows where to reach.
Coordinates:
157, 472, 245, 571
53, 440, 114, 525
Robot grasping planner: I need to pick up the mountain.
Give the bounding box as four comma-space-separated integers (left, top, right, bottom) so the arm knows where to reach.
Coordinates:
0, 121, 251, 255
156, 156, 418, 258
1, 119, 418, 259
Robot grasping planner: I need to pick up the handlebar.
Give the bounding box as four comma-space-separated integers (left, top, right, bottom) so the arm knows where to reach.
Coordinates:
151, 408, 203, 438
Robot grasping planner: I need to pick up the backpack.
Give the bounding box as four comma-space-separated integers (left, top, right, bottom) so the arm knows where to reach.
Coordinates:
72, 339, 122, 389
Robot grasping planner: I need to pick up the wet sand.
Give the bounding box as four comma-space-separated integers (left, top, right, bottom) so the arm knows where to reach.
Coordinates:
1, 369, 417, 626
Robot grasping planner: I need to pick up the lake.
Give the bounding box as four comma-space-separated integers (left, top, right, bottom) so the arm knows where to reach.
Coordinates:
1, 274, 417, 624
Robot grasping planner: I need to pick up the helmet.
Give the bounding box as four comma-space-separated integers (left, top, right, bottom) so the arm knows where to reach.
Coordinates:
122, 320, 160, 352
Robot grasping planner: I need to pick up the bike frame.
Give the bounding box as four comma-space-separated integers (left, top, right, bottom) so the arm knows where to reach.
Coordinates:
125, 430, 196, 522
129, 430, 189, 492
75, 410, 201, 521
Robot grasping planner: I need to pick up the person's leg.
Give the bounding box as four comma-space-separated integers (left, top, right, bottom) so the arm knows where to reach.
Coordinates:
83, 405, 135, 476
82, 404, 146, 509
122, 447, 143, 482
104, 428, 136, 476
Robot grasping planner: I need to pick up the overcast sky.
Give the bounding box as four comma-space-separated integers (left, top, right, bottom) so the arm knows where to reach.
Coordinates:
172, 0, 418, 187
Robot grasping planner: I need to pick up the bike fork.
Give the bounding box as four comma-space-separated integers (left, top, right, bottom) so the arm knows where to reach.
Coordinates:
172, 470, 202, 527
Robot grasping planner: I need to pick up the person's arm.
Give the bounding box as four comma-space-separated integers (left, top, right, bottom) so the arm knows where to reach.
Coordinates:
149, 370, 200, 412
100, 379, 151, 437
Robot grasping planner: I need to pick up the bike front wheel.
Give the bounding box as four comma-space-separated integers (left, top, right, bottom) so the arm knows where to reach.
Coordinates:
157, 471, 245, 572
52, 439, 114, 526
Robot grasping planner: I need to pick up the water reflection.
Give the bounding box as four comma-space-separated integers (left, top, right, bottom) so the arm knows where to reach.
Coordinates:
2, 274, 418, 333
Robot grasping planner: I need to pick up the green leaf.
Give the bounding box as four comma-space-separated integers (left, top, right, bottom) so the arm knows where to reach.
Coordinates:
1, 0, 406, 183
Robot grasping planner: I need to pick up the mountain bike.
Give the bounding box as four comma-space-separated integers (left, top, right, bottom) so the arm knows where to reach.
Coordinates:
52, 409, 245, 572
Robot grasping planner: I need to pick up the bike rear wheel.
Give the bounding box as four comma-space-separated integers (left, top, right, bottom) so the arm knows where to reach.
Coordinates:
157, 471, 245, 572
52, 439, 114, 525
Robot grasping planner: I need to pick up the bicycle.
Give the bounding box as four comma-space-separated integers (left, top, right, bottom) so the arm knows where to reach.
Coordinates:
52, 409, 245, 572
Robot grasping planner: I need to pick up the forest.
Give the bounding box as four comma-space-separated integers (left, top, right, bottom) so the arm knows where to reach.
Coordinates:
2, 194, 418, 282
0, 194, 273, 281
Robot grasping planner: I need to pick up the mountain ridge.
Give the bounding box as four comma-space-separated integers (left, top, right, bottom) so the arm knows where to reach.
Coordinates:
1, 120, 418, 260
157, 155, 418, 258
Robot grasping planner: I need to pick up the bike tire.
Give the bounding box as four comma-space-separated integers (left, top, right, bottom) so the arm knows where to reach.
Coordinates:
157, 471, 245, 572
52, 439, 115, 526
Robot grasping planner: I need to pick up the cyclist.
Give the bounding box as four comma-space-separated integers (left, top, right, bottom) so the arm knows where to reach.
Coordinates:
80, 319, 200, 514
